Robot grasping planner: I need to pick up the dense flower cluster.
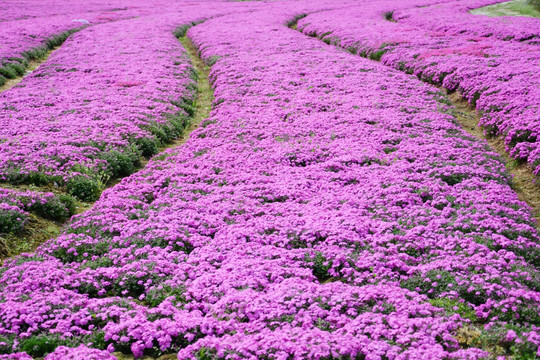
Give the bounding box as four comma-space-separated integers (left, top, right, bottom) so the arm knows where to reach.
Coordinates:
0, 0, 538, 359
44, 345, 116, 360
298, 0, 540, 174
0, 345, 115, 359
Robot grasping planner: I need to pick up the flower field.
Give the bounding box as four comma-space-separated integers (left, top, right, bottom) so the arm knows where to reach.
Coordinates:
298, 0, 540, 174
0, 0, 538, 359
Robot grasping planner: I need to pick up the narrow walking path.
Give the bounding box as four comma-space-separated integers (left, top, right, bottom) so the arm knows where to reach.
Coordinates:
155, 34, 213, 154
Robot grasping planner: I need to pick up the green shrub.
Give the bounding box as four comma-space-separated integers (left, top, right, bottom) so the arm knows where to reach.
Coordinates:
20, 194, 77, 222
0, 64, 18, 79
100, 148, 140, 178
66, 175, 102, 201
18, 334, 62, 357
0, 207, 27, 234
18, 331, 106, 357
145, 284, 186, 307
133, 136, 160, 157
528, 0, 540, 11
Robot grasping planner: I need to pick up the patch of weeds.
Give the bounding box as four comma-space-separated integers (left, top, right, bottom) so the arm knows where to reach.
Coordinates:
429, 298, 477, 321
66, 175, 102, 202
145, 284, 186, 307
304, 251, 333, 282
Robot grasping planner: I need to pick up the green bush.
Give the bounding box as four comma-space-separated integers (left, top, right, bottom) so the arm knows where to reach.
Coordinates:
18, 195, 77, 222
528, 0, 540, 11
100, 148, 140, 178
18, 334, 62, 357
66, 175, 102, 202
18, 331, 107, 357
0, 207, 27, 234
133, 136, 160, 157
145, 284, 186, 307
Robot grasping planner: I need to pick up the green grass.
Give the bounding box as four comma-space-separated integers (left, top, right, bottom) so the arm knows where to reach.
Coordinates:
470, 0, 540, 18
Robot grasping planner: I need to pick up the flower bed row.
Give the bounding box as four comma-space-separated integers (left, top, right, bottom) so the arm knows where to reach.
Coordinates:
0, 1, 538, 358
297, 1, 540, 175
0, 0, 136, 22
0, 14, 209, 201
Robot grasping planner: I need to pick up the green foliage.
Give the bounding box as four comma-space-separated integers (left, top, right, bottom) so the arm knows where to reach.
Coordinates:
145, 284, 186, 307
100, 148, 140, 178
66, 175, 102, 201
304, 251, 333, 282
18, 331, 106, 357
0, 207, 26, 234
173, 97, 196, 117
133, 136, 160, 157
52, 238, 113, 263
174, 21, 204, 38
18, 334, 63, 357
369, 49, 389, 61
0, 64, 19, 79
384, 11, 395, 21
529, 0, 540, 12
196, 348, 224, 360
20, 194, 77, 222
206, 56, 221, 66
79, 256, 114, 270
402, 269, 491, 307
0, 335, 14, 354
458, 324, 539, 359
429, 298, 477, 321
